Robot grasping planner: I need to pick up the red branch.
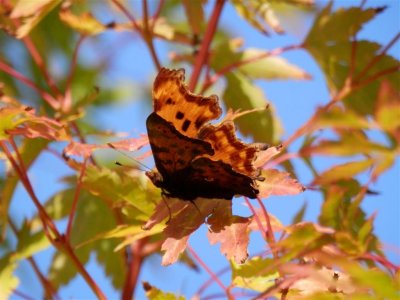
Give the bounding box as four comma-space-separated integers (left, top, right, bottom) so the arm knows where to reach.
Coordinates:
189, 0, 226, 91
65, 158, 88, 240
0, 59, 59, 109
201, 43, 304, 93
187, 245, 230, 297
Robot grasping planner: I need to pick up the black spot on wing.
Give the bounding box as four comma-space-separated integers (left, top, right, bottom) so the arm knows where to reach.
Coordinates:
182, 119, 191, 132
176, 111, 184, 119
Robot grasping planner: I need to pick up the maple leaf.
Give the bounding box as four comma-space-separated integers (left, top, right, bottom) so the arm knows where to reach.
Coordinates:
207, 201, 251, 264
158, 199, 221, 266
0, 99, 69, 141
257, 169, 305, 198
63, 136, 148, 158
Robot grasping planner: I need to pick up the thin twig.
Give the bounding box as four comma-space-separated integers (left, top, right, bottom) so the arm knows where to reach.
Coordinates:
1, 139, 58, 236
111, 0, 142, 33
244, 197, 268, 241
21, 36, 62, 98
0, 140, 106, 299
0, 59, 59, 109
355, 32, 400, 82
189, 0, 226, 91
121, 239, 147, 299
142, 0, 161, 70
201, 43, 304, 93
63, 34, 87, 112
187, 245, 229, 296
353, 65, 400, 91
65, 157, 88, 240
255, 198, 277, 257
8, 219, 59, 299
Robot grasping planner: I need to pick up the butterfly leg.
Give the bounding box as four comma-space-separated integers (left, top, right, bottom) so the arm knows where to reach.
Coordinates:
161, 191, 172, 224
189, 199, 208, 223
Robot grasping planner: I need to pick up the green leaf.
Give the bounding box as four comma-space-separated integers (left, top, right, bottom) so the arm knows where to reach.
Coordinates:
14, 220, 50, 260
319, 185, 345, 229
313, 159, 374, 185
0, 255, 19, 299
375, 81, 400, 134
343, 263, 399, 299
231, 257, 278, 292
81, 165, 159, 221
316, 106, 370, 129
59, 9, 106, 36
278, 223, 333, 262
143, 281, 184, 300
239, 48, 311, 80
48, 190, 125, 290
305, 5, 377, 45
301, 132, 391, 157
223, 71, 281, 143
182, 0, 204, 35
305, 5, 399, 115
0, 139, 48, 238
11, 0, 62, 38
291, 202, 307, 224
335, 231, 363, 255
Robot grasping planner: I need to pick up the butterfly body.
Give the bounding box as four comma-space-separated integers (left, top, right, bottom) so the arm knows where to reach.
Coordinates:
146, 68, 266, 201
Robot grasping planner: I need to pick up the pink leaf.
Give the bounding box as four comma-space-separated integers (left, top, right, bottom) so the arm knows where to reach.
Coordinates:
258, 169, 305, 198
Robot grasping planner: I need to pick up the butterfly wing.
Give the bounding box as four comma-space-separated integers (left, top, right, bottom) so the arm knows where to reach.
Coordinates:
186, 157, 259, 200
199, 121, 268, 178
146, 112, 214, 177
152, 68, 222, 138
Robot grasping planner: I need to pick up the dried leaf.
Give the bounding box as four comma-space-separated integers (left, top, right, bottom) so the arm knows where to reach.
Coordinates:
0, 102, 69, 141
207, 201, 251, 264
160, 199, 220, 266
258, 169, 305, 198
59, 9, 107, 35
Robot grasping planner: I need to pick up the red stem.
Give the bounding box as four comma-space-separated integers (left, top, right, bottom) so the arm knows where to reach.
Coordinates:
355, 32, 400, 82
65, 157, 88, 240
244, 197, 268, 241
21, 36, 63, 98
0, 59, 59, 109
201, 43, 304, 93
63, 34, 86, 112
121, 239, 146, 299
189, 0, 226, 91
187, 245, 229, 296
0, 140, 106, 299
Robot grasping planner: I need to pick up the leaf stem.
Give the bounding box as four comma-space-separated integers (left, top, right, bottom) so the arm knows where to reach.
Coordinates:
0, 59, 59, 109
201, 43, 304, 93
355, 32, 400, 82
65, 158, 88, 240
121, 239, 147, 299
21, 36, 63, 98
142, 0, 161, 70
63, 34, 87, 113
189, 0, 226, 91
0, 140, 106, 299
8, 218, 59, 299
187, 245, 230, 297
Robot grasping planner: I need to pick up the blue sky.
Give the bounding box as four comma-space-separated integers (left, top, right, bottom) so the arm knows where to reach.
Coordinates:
6, 0, 399, 299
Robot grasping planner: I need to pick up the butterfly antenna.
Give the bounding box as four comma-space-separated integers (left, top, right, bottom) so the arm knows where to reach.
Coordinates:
107, 143, 152, 171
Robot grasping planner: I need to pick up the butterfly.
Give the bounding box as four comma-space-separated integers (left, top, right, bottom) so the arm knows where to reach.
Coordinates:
146, 68, 267, 201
